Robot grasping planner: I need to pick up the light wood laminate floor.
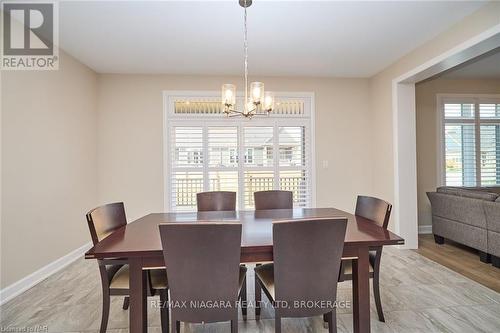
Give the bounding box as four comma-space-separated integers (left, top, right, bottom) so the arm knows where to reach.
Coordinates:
1, 247, 500, 332
415, 234, 500, 293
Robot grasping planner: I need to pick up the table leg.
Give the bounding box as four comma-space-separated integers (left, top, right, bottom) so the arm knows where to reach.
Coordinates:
129, 257, 147, 333
255, 263, 262, 319
352, 246, 370, 333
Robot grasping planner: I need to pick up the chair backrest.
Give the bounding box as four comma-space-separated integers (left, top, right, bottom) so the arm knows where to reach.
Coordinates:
273, 217, 347, 317
254, 190, 293, 210
196, 191, 236, 212
159, 222, 242, 323
86, 202, 127, 245
355, 195, 392, 229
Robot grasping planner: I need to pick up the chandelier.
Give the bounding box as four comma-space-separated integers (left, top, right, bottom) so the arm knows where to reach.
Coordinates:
221, 0, 275, 118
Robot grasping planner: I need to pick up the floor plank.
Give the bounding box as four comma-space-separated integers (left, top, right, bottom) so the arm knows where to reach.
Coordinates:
415, 234, 500, 293
1, 247, 500, 332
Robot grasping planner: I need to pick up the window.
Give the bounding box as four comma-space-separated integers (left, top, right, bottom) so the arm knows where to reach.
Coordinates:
229, 148, 238, 164
165, 92, 314, 211
439, 95, 500, 187
244, 148, 254, 164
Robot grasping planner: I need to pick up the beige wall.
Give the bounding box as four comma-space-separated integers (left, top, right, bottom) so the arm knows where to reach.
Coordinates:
1, 50, 98, 288
97, 75, 373, 221
369, 2, 500, 231
416, 77, 500, 227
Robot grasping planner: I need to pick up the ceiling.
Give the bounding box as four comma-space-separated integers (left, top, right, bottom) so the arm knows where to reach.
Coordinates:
58, 1, 487, 77
442, 49, 500, 79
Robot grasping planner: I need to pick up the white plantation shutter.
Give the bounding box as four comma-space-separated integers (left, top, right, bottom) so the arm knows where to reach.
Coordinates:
480, 124, 500, 185
444, 123, 476, 186
165, 92, 314, 211
173, 127, 203, 167
444, 103, 474, 119
479, 103, 500, 186
441, 98, 500, 187
170, 127, 204, 211
278, 126, 309, 207
243, 127, 274, 167
207, 126, 239, 206
479, 103, 500, 119
208, 127, 238, 168
280, 170, 308, 206
279, 126, 306, 167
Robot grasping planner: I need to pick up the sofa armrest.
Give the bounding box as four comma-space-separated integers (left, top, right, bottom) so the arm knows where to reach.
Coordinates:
427, 192, 487, 229
484, 201, 500, 233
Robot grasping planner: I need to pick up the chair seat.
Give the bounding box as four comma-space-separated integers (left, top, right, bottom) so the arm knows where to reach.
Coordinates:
150, 269, 169, 290
340, 259, 374, 276
109, 265, 130, 289
109, 265, 168, 290
254, 263, 275, 301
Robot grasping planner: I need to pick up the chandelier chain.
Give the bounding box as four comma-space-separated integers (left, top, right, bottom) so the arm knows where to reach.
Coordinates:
244, 0, 248, 112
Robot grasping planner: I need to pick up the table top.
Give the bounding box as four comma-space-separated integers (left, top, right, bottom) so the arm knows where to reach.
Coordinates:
85, 208, 404, 259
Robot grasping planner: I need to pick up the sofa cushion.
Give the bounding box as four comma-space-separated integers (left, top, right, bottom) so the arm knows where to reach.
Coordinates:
475, 187, 500, 195
436, 186, 462, 196
437, 186, 498, 201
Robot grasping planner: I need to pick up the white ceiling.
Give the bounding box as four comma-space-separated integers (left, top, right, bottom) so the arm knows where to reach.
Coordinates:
442, 50, 500, 79
59, 1, 487, 77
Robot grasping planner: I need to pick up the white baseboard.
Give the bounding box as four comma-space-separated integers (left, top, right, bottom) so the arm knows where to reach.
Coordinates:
418, 225, 433, 234
0, 242, 91, 306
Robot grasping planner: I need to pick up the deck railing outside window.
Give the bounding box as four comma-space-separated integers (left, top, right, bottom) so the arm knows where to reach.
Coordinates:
174, 176, 305, 208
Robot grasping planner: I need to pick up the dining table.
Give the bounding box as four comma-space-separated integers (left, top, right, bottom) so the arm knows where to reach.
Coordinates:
85, 207, 404, 333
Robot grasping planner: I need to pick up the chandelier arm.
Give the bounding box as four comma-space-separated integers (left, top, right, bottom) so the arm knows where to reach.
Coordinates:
231, 110, 244, 115
226, 109, 245, 115
248, 110, 269, 116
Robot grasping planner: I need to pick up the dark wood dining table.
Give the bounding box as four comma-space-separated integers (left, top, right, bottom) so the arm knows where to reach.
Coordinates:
85, 207, 404, 333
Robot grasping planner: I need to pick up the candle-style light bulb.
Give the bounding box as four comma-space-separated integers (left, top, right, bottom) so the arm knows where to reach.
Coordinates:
263, 91, 275, 112
250, 82, 264, 105
221, 84, 236, 107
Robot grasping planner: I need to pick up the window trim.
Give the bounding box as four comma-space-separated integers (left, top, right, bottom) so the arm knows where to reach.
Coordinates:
436, 93, 500, 187
163, 90, 316, 211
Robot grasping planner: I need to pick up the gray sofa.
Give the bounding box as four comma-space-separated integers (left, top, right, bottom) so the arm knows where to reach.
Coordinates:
427, 186, 500, 267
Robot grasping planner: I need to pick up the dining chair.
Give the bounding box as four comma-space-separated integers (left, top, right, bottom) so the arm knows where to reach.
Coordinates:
252, 190, 293, 318
196, 190, 247, 318
254, 217, 347, 333
254, 190, 293, 210
159, 222, 246, 333
86, 202, 169, 333
196, 191, 237, 212
338, 195, 392, 322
